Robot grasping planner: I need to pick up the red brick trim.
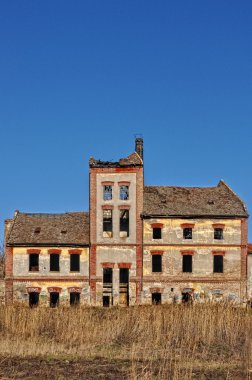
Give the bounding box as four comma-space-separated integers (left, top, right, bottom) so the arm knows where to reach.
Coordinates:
27, 287, 41, 293
150, 250, 164, 255
150, 223, 164, 229
118, 205, 130, 210
5, 247, 13, 279
212, 251, 225, 256
150, 287, 164, 294
118, 262, 132, 269
27, 249, 41, 254
212, 223, 225, 229
12, 276, 89, 281
101, 262, 115, 268
181, 250, 195, 255
67, 287, 82, 293
101, 181, 114, 186
47, 287, 62, 293
102, 205, 114, 210
118, 181, 130, 186
68, 249, 82, 254
48, 249, 61, 254
181, 223, 195, 229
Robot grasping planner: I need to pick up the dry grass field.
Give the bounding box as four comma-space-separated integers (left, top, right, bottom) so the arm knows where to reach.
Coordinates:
0, 304, 251, 380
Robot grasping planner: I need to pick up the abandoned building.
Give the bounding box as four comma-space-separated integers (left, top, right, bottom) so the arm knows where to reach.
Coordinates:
4, 138, 250, 307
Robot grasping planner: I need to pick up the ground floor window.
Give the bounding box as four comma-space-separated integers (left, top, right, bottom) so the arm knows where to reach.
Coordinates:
50, 292, 59, 308
152, 292, 161, 305
29, 292, 39, 307
70, 292, 80, 306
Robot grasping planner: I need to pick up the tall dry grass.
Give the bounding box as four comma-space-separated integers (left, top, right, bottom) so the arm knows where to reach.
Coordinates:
0, 304, 251, 379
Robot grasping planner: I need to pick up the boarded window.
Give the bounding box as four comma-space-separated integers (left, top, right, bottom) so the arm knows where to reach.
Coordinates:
103, 209, 113, 237
29, 292, 39, 307
152, 293, 161, 305
50, 292, 59, 308
153, 228, 162, 239
213, 255, 223, 273
29, 254, 39, 272
152, 255, 162, 272
120, 209, 129, 237
214, 228, 223, 240
119, 268, 129, 284
182, 255, 192, 273
183, 228, 192, 239
70, 254, 80, 272
103, 185, 112, 200
119, 185, 129, 200
70, 293, 80, 306
50, 254, 60, 272
103, 268, 113, 284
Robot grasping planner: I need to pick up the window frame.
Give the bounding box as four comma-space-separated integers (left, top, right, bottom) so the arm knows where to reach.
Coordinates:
182, 254, 193, 273
70, 253, 80, 272
50, 253, 60, 272
152, 254, 162, 273
29, 253, 39, 272
213, 255, 224, 273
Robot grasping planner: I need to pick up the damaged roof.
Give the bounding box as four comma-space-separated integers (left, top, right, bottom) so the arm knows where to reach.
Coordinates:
7, 212, 89, 246
143, 180, 248, 218
89, 152, 143, 168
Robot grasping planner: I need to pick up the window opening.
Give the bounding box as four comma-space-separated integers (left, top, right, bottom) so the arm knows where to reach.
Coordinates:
214, 228, 223, 240
120, 209, 129, 237
152, 255, 162, 272
103, 209, 113, 237
152, 293, 161, 305
50, 292, 59, 308
183, 228, 192, 239
70, 254, 80, 272
213, 255, 223, 273
29, 292, 39, 307
103, 295, 110, 307
103, 185, 112, 201
50, 254, 60, 272
119, 268, 129, 284
182, 255, 192, 273
153, 228, 162, 239
29, 253, 39, 272
119, 185, 129, 200
103, 268, 113, 284
70, 292, 80, 306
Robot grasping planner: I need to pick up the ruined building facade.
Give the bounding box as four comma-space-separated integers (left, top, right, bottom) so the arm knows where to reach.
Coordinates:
4, 138, 249, 307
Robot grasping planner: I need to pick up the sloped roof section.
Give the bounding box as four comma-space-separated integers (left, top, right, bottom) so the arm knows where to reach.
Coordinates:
89, 152, 143, 168
7, 212, 89, 246
143, 180, 248, 218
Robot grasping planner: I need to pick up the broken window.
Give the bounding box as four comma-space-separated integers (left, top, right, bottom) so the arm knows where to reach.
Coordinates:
70, 254, 80, 272
152, 293, 161, 305
103, 209, 113, 237
214, 228, 223, 240
213, 255, 223, 273
103, 268, 113, 284
50, 292, 59, 308
29, 254, 39, 272
119, 268, 129, 284
183, 228, 192, 239
152, 255, 162, 272
119, 185, 129, 200
29, 292, 39, 307
182, 255, 192, 273
120, 209, 129, 237
50, 254, 60, 272
70, 292, 80, 306
153, 228, 162, 239
103, 185, 112, 201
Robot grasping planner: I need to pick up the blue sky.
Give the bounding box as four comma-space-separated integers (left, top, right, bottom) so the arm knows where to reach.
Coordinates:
0, 1, 252, 241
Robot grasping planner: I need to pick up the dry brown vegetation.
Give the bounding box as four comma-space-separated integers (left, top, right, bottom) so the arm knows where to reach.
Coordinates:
0, 304, 251, 379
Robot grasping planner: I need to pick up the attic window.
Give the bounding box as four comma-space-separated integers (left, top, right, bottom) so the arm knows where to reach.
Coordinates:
34, 227, 41, 234
208, 200, 215, 205
61, 230, 67, 234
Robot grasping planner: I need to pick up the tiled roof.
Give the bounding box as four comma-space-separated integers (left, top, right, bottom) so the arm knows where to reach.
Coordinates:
89, 152, 143, 168
7, 212, 89, 246
143, 180, 248, 217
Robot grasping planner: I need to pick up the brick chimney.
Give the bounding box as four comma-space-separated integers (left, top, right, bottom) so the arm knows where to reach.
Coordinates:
135, 137, 143, 160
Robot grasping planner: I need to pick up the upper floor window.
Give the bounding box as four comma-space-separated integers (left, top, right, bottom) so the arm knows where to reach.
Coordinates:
153, 228, 162, 239
214, 228, 223, 240
50, 254, 60, 272
183, 228, 192, 239
29, 254, 39, 272
103, 185, 112, 201
120, 185, 129, 200
152, 254, 162, 272
103, 209, 113, 237
182, 255, 192, 273
120, 209, 129, 237
213, 255, 223, 273
70, 254, 80, 272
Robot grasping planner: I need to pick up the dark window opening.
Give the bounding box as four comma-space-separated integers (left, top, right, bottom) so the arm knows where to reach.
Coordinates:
182, 292, 192, 303
70, 292, 80, 306
29, 292, 39, 307
103, 185, 112, 201
153, 228, 162, 239
50, 292, 59, 308
120, 185, 129, 200
34, 227, 41, 234
29, 254, 39, 272
50, 254, 60, 272
61, 230, 67, 234
152, 255, 162, 272
120, 268, 129, 284
103, 209, 112, 236
103, 268, 113, 284
183, 228, 192, 239
120, 210, 129, 237
214, 228, 223, 240
182, 255, 192, 273
103, 295, 110, 307
70, 254, 80, 272
213, 255, 223, 273
152, 293, 161, 305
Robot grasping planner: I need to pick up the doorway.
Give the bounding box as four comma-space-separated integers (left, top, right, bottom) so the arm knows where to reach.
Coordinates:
29, 292, 39, 307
